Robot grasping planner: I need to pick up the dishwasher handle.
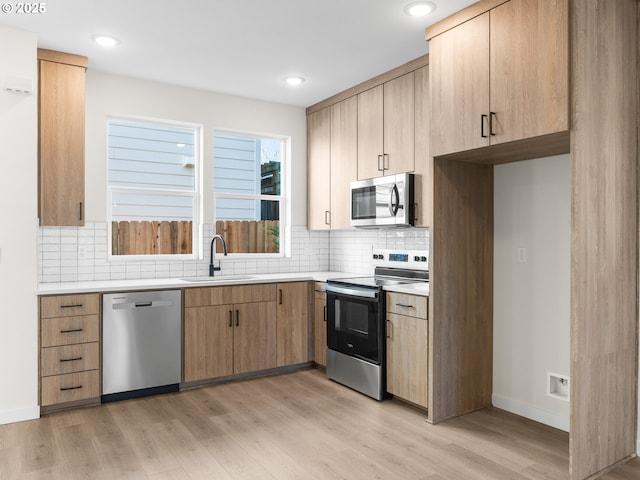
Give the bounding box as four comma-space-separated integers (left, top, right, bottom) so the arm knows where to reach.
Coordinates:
112, 300, 175, 310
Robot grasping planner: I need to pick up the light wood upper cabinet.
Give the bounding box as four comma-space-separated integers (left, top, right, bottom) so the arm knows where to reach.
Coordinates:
307, 107, 331, 230
276, 282, 309, 366
357, 72, 415, 179
429, 13, 490, 157
357, 85, 384, 180
383, 72, 415, 176
429, 0, 568, 158
307, 98, 358, 230
38, 49, 87, 226
413, 65, 433, 228
489, 0, 568, 145
329, 97, 358, 230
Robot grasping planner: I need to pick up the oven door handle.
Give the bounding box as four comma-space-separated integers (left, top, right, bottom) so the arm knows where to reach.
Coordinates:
326, 284, 378, 299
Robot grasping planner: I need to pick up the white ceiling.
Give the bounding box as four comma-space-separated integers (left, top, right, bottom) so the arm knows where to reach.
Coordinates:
0, 0, 476, 107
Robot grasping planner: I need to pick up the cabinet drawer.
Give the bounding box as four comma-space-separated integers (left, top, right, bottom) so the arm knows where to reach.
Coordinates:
184, 286, 232, 307
232, 284, 276, 304
41, 342, 99, 377
41, 314, 99, 347
314, 281, 327, 293
40, 294, 100, 318
387, 292, 428, 319
40, 370, 100, 406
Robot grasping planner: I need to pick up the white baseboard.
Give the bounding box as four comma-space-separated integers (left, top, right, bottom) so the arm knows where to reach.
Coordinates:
0, 405, 40, 425
492, 394, 569, 432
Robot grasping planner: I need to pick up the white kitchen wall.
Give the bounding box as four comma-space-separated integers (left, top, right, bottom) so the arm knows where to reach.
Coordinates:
84, 70, 307, 227
0, 26, 39, 424
493, 154, 570, 431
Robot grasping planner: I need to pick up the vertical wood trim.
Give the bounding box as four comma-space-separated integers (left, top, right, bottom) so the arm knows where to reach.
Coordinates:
569, 1, 639, 478
430, 159, 493, 422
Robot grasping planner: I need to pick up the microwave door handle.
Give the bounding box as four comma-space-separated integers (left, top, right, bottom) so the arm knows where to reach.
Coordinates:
389, 184, 400, 216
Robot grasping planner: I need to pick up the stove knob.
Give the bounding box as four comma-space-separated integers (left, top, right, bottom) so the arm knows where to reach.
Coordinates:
420, 256, 427, 262
414, 256, 420, 261
372, 254, 377, 259
378, 254, 384, 260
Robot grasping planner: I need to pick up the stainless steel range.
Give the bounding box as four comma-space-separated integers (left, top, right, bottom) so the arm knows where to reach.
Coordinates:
325, 250, 428, 400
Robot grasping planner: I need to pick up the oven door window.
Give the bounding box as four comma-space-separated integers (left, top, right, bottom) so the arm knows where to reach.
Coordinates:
327, 294, 380, 364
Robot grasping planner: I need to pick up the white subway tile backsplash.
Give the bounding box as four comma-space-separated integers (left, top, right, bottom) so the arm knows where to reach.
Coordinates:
37, 223, 427, 282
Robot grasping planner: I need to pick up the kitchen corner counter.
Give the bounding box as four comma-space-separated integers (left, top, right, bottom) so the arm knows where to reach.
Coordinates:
37, 271, 359, 296
383, 282, 429, 297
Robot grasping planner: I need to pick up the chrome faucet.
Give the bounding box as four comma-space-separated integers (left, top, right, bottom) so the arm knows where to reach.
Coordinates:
209, 234, 228, 276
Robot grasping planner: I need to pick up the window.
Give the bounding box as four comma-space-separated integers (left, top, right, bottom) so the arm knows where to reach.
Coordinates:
107, 117, 201, 257
213, 131, 286, 255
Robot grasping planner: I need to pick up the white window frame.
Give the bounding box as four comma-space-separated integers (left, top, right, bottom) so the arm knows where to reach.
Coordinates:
107, 114, 204, 261
213, 129, 291, 259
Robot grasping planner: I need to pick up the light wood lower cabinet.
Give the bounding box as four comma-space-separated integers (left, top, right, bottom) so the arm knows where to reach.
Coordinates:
386, 292, 428, 409
276, 282, 310, 366
313, 282, 327, 366
39, 293, 100, 407
184, 282, 309, 383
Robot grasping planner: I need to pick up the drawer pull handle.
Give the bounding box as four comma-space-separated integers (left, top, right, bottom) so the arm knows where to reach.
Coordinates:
60, 328, 83, 334
60, 304, 83, 309
60, 357, 83, 363
396, 303, 414, 308
60, 385, 82, 391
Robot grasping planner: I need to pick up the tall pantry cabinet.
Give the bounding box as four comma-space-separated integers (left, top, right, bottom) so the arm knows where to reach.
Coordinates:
426, 1, 638, 479
38, 49, 87, 226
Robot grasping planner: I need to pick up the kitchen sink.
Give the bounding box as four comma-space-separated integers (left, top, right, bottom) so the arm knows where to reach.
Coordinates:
180, 275, 254, 283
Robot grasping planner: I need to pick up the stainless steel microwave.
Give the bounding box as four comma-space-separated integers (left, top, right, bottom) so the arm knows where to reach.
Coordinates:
350, 173, 414, 228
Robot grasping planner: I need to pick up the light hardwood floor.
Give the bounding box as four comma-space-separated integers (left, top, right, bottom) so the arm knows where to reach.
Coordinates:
1, 369, 638, 479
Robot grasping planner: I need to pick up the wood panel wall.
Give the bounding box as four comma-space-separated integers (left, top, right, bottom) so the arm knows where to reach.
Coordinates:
430, 159, 494, 422
569, 1, 639, 479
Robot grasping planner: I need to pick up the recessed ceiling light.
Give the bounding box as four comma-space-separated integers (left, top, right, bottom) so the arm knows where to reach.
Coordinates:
92, 34, 120, 47
404, 1, 436, 17
285, 76, 305, 86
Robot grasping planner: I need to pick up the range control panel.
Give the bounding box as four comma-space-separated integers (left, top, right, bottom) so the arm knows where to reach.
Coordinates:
371, 249, 429, 271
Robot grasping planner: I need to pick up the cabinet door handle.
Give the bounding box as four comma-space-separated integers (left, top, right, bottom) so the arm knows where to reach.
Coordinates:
235, 309, 239, 327
383, 153, 389, 171
60, 328, 83, 334
481, 114, 488, 138
279, 289, 283, 304
60, 385, 82, 391
228, 310, 233, 327
60, 356, 83, 363
60, 304, 83, 309
489, 111, 497, 136
386, 319, 393, 339
79, 202, 83, 221
323, 305, 327, 322
396, 303, 414, 308
325, 210, 331, 225
377, 154, 383, 171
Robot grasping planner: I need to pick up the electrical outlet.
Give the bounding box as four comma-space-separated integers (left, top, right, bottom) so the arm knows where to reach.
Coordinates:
517, 247, 527, 263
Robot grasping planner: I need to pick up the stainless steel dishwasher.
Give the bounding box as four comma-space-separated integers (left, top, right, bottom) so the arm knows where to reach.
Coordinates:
102, 290, 181, 402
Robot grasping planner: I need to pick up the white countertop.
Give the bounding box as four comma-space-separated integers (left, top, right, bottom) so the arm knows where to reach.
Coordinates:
37, 271, 429, 297
37, 271, 358, 295
383, 282, 430, 296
